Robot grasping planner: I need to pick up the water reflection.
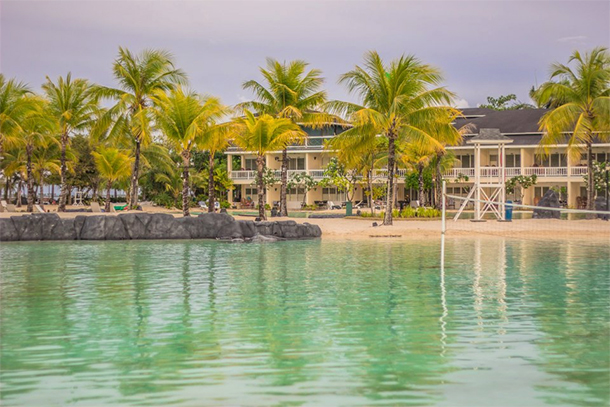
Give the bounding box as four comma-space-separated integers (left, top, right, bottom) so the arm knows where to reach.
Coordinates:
0, 238, 608, 406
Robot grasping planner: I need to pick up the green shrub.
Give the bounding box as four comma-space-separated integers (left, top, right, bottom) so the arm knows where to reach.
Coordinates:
152, 192, 175, 209
220, 200, 231, 209
360, 211, 374, 218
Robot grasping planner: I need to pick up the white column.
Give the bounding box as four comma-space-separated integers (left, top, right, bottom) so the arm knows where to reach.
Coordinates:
475, 143, 481, 220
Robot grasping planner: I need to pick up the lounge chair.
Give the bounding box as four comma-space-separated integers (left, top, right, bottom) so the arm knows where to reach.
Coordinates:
90, 202, 102, 213
35, 204, 46, 213
327, 201, 341, 210
5, 204, 17, 212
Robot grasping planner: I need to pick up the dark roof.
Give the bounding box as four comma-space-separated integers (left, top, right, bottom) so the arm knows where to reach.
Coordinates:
455, 108, 548, 135
459, 107, 495, 117
469, 128, 512, 143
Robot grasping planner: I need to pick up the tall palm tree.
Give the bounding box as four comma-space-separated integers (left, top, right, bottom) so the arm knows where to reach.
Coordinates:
533, 47, 610, 210
92, 147, 133, 212
400, 143, 435, 207
328, 51, 459, 225
0, 75, 33, 156
18, 97, 58, 211
231, 111, 306, 220
95, 47, 188, 209
197, 126, 231, 212
42, 73, 97, 211
238, 59, 328, 216
32, 140, 61, 204
152, 87, 226, 217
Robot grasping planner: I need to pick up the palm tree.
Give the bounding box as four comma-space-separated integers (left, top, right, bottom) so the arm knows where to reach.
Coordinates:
95, 47, 188, 209
18, 97, 58, 211
152, 87, 226, 217
533, 47, 610, 210
238, 59, 328, 216
231, 111, 306, 220
328, 51, 459, 225
92, 147, 133, 212
31, 141, 61, 204
0, 75, 33, 156
42, 73, 97, 211
197, 126, 231, 213
401, 143, 435, 207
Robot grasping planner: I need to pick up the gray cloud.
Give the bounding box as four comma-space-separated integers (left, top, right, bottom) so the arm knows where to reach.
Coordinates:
1, 0, 609, 108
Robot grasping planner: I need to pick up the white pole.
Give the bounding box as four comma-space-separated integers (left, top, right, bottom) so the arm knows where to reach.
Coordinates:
475, 144, 481, 220
441, 180, 447, 234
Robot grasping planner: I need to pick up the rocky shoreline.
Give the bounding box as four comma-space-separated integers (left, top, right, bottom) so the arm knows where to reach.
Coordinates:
0, 213, 322, 242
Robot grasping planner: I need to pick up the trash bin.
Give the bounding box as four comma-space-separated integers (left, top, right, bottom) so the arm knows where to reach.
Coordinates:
505, 200, 513, 221
345, 201, 353, 216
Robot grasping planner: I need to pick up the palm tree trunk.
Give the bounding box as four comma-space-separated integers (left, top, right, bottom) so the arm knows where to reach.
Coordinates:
105, 179, 112, 213
181, 150, 191, 217
418, 164, 425, 207
434, 152, 444, 210
51, 184, 54, 202
58, 132, 69, 212
39, 175, 44, 205
368, 170, 374, 215
129, 139, 141, 210
383, 129, 396, 225
280, 148, 288, 216
257, 154, 266, 220
16, 178, 23, 207
26, 144, 35, 212
208, 152, 215, 213
586, 141, 595, 212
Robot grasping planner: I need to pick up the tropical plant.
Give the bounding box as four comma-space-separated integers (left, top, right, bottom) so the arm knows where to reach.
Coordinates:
532, 47, 610, 210
195, 121, 232, 213
18, 97, 58, 211
152, 87, 226, 216
583, 161, 610, 193
92, 147, 133, 212
95, 47, 188, 209
505, 174, 538, 202
318, 156, 359, 203
328, 51, 460, 225
231, 111, 306, 219
0, 75, 34, 156
42, 73, 98, 211
238, 58, 328, 216
287, 172, 317, 207
401, 144, 435, 206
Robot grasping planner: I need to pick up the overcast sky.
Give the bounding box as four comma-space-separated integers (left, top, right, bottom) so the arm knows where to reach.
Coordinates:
1, 0, 609, 108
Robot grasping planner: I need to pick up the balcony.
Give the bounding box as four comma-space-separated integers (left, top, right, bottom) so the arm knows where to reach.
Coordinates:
229, 168, 408, 182
444, 166, 589, 179
226, 136, 336, 153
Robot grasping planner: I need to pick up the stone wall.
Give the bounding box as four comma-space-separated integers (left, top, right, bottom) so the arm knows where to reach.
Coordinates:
0, 213, 321, 242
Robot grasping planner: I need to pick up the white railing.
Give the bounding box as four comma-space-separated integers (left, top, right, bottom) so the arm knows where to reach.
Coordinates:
570, 167, 588, 176
444, 168, 475, 178
230, 170, 258, 180
523, 167, 568, 177
444, 167, 583, 178
230, 169, 326, 180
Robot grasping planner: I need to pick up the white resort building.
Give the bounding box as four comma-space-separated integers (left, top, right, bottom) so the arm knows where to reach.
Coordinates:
225, 108, 610, 210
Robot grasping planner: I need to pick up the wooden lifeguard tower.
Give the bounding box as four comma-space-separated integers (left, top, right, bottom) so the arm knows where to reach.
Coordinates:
454, 128, 513, 221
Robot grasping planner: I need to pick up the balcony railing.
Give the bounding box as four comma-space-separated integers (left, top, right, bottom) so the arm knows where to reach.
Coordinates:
444, 166, 589, 179
230, 168, 407, 181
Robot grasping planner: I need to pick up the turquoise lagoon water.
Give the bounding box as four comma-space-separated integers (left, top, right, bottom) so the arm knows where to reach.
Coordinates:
0, 238, 608, 406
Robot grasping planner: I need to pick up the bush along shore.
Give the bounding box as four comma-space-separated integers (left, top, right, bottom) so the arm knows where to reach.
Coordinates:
0, 213, 322, 242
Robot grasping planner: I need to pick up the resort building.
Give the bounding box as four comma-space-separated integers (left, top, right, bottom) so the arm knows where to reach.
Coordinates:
225, 108, 610, 209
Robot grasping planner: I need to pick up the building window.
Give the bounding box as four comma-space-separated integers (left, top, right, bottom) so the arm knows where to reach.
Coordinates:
245, 187, 258, 196
322, 187, 344, 202
457, 154, 473, 168
506, 154, 521, 167
244, 158, 258, 170
288, 157, 305, 170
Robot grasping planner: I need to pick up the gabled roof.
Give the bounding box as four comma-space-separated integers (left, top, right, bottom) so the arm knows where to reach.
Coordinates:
468, 128, 513, 144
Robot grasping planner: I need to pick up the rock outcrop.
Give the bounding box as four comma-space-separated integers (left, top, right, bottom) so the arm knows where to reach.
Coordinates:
0, 213, 322, 242
533, 190, 561, 219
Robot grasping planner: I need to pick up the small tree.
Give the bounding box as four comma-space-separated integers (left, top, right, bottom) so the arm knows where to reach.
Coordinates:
318, 157, 358, 203
287, 172, 317, 207
479, 94, 535, 110
505, 174, 537, 202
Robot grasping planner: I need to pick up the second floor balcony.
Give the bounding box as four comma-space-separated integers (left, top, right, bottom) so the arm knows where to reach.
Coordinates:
229, 168, 408, 182
444, 166, 589, 179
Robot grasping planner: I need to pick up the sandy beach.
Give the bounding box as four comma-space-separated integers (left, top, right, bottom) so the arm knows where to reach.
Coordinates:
2, 204, 609, 242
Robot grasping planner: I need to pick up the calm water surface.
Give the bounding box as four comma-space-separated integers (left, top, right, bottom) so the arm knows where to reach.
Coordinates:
1, 238, 609, 406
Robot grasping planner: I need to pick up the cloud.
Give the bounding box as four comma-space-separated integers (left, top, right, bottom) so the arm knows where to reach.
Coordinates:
453, 98, 470, 109
557, 35, 588, 44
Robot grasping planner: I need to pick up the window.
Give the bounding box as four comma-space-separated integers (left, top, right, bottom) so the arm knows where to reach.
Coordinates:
594, 152, 607, 163
245, 187, 258, 196
534, 186, 550, 198
288, 157, 305, 170
506, 154, 521, 168
244, 158, 258, 170
457, 154, 473, 168
322, 187, 344, 201
287, 187, 305, 200
489, 155, 498, 166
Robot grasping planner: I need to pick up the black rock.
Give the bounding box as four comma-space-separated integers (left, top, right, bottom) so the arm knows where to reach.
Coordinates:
11, 215, 43, 240
533, 190, 561, 219
0, 218, 19, 241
